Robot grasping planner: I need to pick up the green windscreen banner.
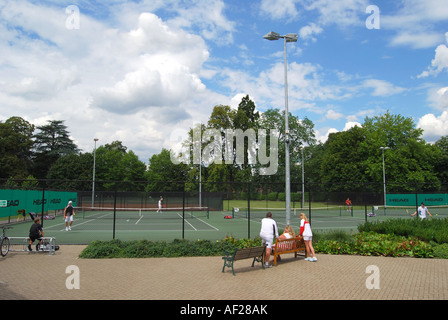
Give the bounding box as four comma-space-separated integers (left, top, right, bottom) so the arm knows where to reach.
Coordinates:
386, 194, 448, 206
0, 189, 77, 218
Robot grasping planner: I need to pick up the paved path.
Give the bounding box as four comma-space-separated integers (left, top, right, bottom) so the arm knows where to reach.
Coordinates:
1, 245, 447, 300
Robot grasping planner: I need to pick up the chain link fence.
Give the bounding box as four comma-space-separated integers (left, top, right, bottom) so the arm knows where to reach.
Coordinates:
1, 179, 447, 244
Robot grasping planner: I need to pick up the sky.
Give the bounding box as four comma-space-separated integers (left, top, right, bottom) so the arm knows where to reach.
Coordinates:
1, 0, 447, 163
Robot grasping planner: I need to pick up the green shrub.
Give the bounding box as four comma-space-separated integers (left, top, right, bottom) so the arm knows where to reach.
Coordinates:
315, 232, 433, 258
79, 238, 239, 259
267, 192, 278, 201
314, 230, 354, 243
79, 240, 123, 259
358, 218, 448, 244
221, 235, 262, 249
432, 243, 448, 259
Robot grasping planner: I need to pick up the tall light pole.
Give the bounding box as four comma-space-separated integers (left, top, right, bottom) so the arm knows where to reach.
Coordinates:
301, 145, 306, 209
92, 138, 99, 209
263, 31, 298, 225
380, 147, 390, 209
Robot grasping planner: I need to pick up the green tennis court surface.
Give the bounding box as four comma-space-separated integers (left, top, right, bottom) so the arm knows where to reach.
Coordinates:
4, 205, 446, 245
4, 208, 256, 244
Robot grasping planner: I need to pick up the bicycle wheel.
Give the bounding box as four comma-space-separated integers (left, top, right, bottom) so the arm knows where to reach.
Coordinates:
1, 237, 10, 257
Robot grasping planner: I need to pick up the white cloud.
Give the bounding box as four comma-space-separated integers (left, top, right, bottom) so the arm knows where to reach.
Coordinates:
260, 0, 300, 21
0, 2, 217, 161
418, 111, 448, 142
166, 0, 236, 45
427, 86, 448, 110
325, 109, 344, 120
418, 86, 448, 142
299, 23, 323, 42
302, 0, 368, 27
361, 79, 406, 97
315, 121, 362, 144
418, 32, 448, 78
388, 32, 443, 50
260, 0, 368, 42
316, 127, 338, 143
343, 121, 362, 131
381, 0, 448, 49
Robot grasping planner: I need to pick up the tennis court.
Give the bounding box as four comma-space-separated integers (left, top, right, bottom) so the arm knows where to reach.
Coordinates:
4, 202, 447, 245
4, 206, 258, 244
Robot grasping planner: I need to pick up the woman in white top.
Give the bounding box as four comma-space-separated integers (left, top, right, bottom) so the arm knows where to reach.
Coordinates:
273, 225, 296, 259
259, 212, 279, 267
299, 212, 317, 262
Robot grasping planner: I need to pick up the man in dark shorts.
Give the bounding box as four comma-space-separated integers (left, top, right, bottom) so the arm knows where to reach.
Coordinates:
28, 217, 44, 251
64, 200, 75, 231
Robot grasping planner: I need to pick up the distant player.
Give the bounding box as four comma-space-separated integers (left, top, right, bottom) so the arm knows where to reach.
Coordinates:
411, 202, 432, 220
64, 200, 75, 231
157, 196, 163, 213
345, 197, 352, 212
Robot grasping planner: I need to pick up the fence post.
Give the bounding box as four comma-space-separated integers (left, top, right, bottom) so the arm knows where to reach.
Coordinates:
41, 186, 46, 227
112, 184, 117, 240
247, 182, 251, 239
308, 182, 312, 224
182, 182, 186, 239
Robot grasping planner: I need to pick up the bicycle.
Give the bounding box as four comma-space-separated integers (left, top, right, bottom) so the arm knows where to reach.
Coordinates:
1, 226, 12, 257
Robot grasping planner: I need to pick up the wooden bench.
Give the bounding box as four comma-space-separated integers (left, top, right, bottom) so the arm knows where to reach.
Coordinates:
222, 246, 266, 276
271, 236, 305, 266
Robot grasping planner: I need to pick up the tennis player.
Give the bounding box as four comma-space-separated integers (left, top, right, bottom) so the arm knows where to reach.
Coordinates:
64, 200, 75, 231
345, 197, 352, 212
157, 196, 163, 213
411, 202, 432, 220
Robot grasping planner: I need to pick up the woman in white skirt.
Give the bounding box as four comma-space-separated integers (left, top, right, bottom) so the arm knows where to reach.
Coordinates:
299, 212, 317, 262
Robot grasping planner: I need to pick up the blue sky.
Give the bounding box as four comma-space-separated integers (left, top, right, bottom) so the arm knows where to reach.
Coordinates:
0, 0, 447, 162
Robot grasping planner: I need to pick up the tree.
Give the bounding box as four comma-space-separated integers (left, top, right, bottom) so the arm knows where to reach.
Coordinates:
318, 125, 368, 191
258, 108, 316, 190
46, 153, 94, 190
434, 136, 448, 184
0, 117, 35, 179
362, 112, 440, 191
233, 95, 259, 131
32, 120, 79, 178
94, 142, 147, 191
145, 148, 188, 192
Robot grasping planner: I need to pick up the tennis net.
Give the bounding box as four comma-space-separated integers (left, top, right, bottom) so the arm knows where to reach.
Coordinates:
232, 206, 352, 220
75, 206, 209, 220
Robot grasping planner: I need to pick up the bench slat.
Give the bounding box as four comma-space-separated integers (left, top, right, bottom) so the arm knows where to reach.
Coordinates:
272, 236, 305, 266
222, 246, 266, 275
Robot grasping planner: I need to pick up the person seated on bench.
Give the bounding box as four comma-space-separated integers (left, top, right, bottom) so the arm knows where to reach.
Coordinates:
259, 212, 279, 268
28, 217, 45, 251
271, 225, 295, 262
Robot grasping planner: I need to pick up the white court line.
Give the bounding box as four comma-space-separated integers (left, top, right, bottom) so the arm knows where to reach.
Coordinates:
177, 213, 197, 230
134, 211, 219, 231
135, 215, 143, 224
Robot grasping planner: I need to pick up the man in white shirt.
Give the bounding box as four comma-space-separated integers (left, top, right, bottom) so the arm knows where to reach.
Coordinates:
259, 212, 279, 268
411, 202, 432, 220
